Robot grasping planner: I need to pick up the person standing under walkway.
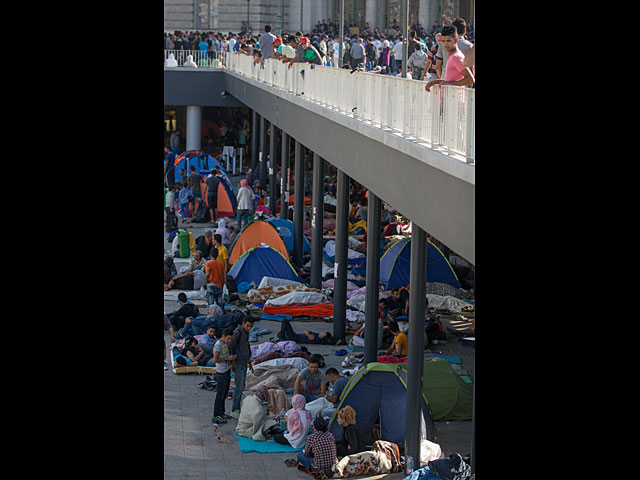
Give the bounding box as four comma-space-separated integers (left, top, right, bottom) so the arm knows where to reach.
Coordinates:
229, 316, 255, 417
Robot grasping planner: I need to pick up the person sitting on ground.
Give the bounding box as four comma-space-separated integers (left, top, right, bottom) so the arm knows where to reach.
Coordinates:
164, 256, 178, 286
294, 357, 328, 402
194, 230, 215, 259
296, 417, 338, 474
164, 258, 207, 291
384, 320, 409, 357
274, 394, 313, 448
348, 299, 387, 349
387, 288, 408, 317
166, 292, 200, 330
277, 317, 339, 345
335, 406, 365, 458
235, 385, 279, 442
198, 325, 218, 366
320, 368, 349, 419
173, 336, 205, 367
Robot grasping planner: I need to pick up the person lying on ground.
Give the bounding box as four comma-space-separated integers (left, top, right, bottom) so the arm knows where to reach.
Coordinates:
335, 406, 365, 458
320, 368, 349, 419
294, 357, 328, 402
173, 336, 205, 367
277, 317, 340, 345
250, 350, 311, 368
384, 320, 408, 357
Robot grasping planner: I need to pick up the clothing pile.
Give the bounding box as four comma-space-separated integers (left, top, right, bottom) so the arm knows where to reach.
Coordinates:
247, 284, 320, 304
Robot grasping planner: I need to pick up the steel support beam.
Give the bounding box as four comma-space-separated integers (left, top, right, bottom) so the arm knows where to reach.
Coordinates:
293, 140, 305, 269
280, 132, 290, 220
332, 169, 350, 341
251, 110, 258, 173
364, 192, 381, 364
269, 122, 277, 213
404, 225, 427, 474
310, 153, 324, 289
259, 116, 267, 186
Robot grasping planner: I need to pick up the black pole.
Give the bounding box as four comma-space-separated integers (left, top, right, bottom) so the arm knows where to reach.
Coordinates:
293, 140, 305, 269
250, 110, 258, 173
310, 153, 324, 289
280, 132, 290, 220
269, 123, 277, 213
333, 169, 350, 341
259, 116, 267, 186
364, 192, 381, 364
404, 225, 427, 474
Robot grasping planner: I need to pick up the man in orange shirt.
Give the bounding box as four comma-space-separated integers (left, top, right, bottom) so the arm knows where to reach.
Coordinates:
205, 247, 226, 305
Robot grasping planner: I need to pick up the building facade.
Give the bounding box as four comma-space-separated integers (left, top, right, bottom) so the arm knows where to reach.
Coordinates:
164, 0, 474, 36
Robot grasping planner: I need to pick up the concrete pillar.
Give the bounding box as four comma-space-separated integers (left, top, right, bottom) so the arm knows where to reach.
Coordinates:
332, 169, 350, 341
404, 224, 427, 474
186, 105, 201, 151
269, 123, 277, 213
364, 192, 381, 364
293, 140, 305, 268
251, 110, 258, 173
280, 132, 290, 220
310, 153, 324, 289
366, 0, 377, 28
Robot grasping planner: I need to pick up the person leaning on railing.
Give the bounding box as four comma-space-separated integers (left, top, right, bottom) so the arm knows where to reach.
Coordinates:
425, 25, 474, 92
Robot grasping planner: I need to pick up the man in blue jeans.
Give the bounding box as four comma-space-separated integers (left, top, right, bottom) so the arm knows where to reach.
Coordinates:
229, 315, 255, 417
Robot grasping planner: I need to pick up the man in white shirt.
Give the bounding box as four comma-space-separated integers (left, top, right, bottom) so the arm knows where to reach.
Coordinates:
393, 38, 404, 71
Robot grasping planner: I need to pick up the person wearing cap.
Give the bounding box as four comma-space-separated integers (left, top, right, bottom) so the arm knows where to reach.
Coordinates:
297, 416, 338, 473
272, 37, 283, 59
287, 36, 322, 70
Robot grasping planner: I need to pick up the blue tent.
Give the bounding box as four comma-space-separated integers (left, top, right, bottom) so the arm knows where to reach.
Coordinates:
328, 362, 434, 445
266, 218, 311, 253
379, 238, 461, 289
173, 151, 234, 193
228, 246, 300, 286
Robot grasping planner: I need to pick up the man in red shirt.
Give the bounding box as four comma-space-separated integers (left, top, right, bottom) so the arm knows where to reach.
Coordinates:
425, 25, 474, 92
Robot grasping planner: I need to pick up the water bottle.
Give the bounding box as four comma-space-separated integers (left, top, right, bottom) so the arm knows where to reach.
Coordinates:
405, 455, 414, 474
348, 344, 353, 361
279, 409, 286, 429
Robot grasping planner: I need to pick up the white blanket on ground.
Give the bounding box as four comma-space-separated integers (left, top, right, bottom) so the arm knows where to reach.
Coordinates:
257, 276, 304, 289
286, 397, 333, 420
265, 290, 327, 306
254, 357, 309, 370
426, 294, 473, 311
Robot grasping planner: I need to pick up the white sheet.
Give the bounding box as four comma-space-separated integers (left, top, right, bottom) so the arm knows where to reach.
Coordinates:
265, 290, 327, 306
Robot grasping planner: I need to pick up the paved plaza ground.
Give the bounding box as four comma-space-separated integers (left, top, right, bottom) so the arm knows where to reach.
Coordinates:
164, 181, 474, 479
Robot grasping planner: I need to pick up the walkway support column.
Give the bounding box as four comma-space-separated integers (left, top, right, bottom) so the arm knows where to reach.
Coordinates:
310, 153, 324, 289
260, 116, 267, 186
404, 225, 427, 474
251, 110, 258, 173
293, 140, 305, 269
333, 169, 350, 341
280, 132, 290, 220
269, 124, 277, 213
364, 192, 381, 364
186, 106, 201, 151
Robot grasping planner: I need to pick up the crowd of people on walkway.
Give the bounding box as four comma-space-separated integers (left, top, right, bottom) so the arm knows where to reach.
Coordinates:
164, 16, 474, 87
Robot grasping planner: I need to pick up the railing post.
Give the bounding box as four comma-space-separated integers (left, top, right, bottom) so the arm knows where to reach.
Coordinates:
466, 90, 475, 164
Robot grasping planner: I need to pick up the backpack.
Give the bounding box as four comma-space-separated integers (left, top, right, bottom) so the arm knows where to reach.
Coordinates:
166, 211, 178, 233
191, 204, 210, 223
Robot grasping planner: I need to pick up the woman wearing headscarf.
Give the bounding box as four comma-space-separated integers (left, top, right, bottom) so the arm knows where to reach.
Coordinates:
184, 54, 197, 67
274, 394, 313, 448
215, 218, 231, 246
165, 53, 178, 67
235, 386, 278, 442
236, 178, 255, 231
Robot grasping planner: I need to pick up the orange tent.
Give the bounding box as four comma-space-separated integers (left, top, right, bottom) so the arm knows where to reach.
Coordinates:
228, 220, 290, 265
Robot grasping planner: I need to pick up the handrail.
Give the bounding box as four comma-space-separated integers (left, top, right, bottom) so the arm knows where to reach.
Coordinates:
164, 49, 225, 68
170, 50, 475, 164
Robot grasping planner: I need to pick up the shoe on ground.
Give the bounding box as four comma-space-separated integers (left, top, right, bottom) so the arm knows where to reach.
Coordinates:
211, 416, 227, 424
164, 361, 169, 370
230, 410, 240, 418
221, 414, 233, 420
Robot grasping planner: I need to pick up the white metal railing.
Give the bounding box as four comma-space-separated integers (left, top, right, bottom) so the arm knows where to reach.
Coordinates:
224, 52, 474, 164
164, 50, 225, 68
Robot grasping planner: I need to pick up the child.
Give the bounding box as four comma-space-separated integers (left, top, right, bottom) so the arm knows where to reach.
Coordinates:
212, 328, 237, 425
178, 184, 193, 220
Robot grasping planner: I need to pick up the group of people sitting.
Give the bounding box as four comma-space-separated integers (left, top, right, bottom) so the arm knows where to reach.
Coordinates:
235, 354, 366, 477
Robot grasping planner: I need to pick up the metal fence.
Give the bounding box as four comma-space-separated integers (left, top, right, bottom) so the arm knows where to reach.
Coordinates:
164, 50, 225, 68
224, 52, 474, 164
